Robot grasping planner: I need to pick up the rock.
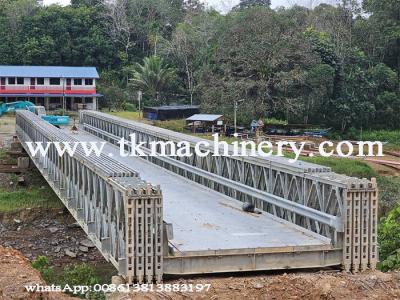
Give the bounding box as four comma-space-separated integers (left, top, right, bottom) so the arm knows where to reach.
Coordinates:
54, 247, 61, 253
48, 227, 59, 233
80, 239, 95, 248
13, 219, 21, 224
253, 283, 264, 289
79, 246, 89, 253
17, 226, 21, 231
111, 275, 126, 285
321, 283, 331, 296
65, 249, 77, 258
68, 222, 80, 229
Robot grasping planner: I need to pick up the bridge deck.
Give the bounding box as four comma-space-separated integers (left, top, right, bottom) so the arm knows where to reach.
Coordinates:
67, 128, 332, 254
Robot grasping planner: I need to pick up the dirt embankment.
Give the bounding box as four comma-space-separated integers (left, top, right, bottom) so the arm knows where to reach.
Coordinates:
108, 271, 400, 300
0, 208, 106, 266
0, 246, 75, 300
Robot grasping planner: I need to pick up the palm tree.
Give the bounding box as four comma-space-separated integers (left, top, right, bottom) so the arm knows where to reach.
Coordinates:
130, 55, 175, 102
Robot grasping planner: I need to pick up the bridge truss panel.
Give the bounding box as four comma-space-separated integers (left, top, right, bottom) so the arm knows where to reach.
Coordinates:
80, 110, 378, 272
15, 110, 163, 284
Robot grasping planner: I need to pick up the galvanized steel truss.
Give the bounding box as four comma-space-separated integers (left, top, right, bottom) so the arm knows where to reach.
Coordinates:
16, 111, 163, 283
80, 110, 378, 272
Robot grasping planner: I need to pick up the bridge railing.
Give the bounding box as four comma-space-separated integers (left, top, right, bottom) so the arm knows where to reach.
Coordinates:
80, 110, 378, 272
16, 110, 163, 283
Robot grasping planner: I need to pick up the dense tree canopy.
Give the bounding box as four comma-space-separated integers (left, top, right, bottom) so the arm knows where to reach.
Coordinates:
0, 0, 398, 131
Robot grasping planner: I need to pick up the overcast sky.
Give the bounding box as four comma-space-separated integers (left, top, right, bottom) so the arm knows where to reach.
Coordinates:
43, 0, 337, 11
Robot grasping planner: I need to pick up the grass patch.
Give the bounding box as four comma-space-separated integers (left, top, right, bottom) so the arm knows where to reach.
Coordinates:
0, 169, 62, 212
106, 110, 141, 121
106, 110, 189, 133
377, 176, 400, 216
300, 156, 378, 179
352, 130, 400, 151
362, 130, 400, 152
32, 256, 108, 299
0, 149, 7, 160
283, 151, 378, 178
153, 119, 186, 132
361, 130, 400, 145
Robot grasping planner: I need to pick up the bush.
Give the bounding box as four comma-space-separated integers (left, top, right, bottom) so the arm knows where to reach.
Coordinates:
378, 206, 400, 271
362, 130, 400, 146
62, 263, 99, 287
125, 102, 136, 112
32, 256, 55, 282
263, 118, 288, 125
344, 129, 400, 146
377, 176, 400, 216
62, 264, 104, 299
379, 250, 400, 272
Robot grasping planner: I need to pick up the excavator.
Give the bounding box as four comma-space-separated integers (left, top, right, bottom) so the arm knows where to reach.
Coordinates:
0, 101, 70, 126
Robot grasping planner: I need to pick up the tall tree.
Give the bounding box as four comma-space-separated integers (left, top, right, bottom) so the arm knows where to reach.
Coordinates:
363, 0, 400, 91
234, 0, 271, 10
130, 55, 175, 102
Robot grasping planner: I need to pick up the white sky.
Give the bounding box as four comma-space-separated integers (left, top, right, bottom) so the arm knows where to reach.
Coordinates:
43, 0, 337, 11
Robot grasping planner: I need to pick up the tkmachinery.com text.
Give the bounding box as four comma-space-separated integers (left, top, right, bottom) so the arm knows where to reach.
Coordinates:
24, 134, 385, 163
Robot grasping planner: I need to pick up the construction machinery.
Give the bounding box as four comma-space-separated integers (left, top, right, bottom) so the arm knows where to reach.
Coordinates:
0, 101, 70, 126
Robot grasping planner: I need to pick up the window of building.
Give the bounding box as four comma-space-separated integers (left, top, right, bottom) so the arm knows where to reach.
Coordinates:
85, 79, 93, 86
74, 79, 82, 86
50, 78, 60, 85
37, 78, 45, 85
17, 77, 24, 85
8, 77, 15, 85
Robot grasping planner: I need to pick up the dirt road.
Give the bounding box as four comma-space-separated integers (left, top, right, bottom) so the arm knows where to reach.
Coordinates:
2, 248, 398, 300
112, 271, 400, 300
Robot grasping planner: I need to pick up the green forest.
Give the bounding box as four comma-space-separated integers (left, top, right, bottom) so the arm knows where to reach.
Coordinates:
0, 0, 399, 132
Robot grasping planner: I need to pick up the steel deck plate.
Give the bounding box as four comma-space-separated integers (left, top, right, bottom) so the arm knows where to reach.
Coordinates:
64, 129, 332, 253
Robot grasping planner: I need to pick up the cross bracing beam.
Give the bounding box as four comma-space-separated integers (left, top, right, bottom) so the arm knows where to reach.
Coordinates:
80, 110, 379, 272
15, 111, 163, 284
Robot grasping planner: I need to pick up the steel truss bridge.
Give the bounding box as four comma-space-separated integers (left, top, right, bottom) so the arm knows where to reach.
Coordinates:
15, 110, 378, 284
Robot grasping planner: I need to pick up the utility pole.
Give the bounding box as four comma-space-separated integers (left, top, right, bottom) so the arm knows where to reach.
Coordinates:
234, 99, 245, 134
138, 90, 142, 118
